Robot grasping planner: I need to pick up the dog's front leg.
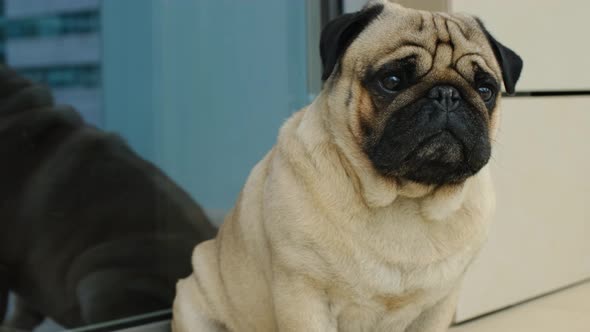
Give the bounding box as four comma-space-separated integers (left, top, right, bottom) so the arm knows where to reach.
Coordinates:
272, 270, 336, 332
404, 289, 459, 332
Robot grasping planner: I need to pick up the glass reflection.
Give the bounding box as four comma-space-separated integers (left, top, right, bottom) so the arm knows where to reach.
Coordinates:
0, 67, 216, 330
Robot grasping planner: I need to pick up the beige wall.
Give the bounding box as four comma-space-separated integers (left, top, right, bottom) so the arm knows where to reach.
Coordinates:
456, 96, 590, 321
453, 0, 590, 91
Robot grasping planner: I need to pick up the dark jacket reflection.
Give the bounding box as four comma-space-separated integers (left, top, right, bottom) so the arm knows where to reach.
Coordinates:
0, 67, 217, 330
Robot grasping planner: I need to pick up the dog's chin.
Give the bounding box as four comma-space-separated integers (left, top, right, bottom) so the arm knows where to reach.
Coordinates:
399, 131, 477, 185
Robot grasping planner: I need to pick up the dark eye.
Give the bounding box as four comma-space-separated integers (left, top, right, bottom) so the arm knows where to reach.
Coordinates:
379, 74, 401, 92
477, 85, 495, 102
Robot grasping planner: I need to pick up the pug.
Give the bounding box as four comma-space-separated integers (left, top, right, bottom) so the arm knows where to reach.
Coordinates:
173, 1, 522, 331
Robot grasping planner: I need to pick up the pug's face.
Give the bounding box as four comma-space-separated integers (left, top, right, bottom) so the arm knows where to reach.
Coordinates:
321, 1, 522, 186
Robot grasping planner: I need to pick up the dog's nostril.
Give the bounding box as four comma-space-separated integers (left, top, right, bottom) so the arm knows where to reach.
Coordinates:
428, 85, 461, 110
429, 85, 461, 101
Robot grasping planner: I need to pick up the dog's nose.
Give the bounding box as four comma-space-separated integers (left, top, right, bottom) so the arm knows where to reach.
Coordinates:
428, 85, 461, 111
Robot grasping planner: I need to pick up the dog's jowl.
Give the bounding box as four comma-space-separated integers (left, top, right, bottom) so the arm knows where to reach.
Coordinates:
173, 1, 522, 332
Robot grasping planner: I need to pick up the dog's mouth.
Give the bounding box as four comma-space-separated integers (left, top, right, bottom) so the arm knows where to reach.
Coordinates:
412, 130, 465, 164
400, 130, 472, 184
366, 98, 492, 185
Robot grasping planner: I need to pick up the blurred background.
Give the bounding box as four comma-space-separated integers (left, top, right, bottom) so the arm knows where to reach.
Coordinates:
0, 0, 311, 217
0, 0, 588, 331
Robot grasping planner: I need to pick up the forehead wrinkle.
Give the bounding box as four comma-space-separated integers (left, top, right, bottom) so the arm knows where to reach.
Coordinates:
433, 14, 450, 43
446, 19, 501, 81
447, 20, 472, 49
363, 45, 433, 81
455, 53, 498, 81
368, 42, 432, 64
446, 17, 469, 39
347, 6, 500, 85
417, 12, 425, 31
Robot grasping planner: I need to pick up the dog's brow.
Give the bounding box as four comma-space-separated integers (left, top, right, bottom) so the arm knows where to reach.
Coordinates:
454, 52, 482, 66
400, 41, 430, 53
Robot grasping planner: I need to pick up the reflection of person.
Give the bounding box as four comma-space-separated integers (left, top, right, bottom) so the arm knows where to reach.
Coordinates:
0, 67, 217, 330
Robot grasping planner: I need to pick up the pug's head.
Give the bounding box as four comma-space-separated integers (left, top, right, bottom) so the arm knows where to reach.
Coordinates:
320, 1, 522, 187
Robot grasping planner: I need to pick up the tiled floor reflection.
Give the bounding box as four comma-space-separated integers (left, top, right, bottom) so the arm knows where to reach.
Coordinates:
451, 281, 590, 332
27, 280, 589, 332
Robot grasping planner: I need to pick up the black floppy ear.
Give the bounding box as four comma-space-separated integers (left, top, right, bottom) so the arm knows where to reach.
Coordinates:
476, 19, 523, 94
320, 5, 384, 81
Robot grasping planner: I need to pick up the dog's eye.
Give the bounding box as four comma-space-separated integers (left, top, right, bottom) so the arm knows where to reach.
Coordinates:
379, 74, 401, 92
477, 85, 495, 102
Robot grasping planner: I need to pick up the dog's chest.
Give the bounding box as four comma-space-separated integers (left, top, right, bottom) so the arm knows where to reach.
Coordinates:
332, 289, 440, 332
317, 203, 483, 331
326, 255, 464, 332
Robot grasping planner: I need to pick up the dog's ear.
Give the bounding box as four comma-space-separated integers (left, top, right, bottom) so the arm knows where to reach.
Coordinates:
320, 4, 384, 81
476, 19, 523, 94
